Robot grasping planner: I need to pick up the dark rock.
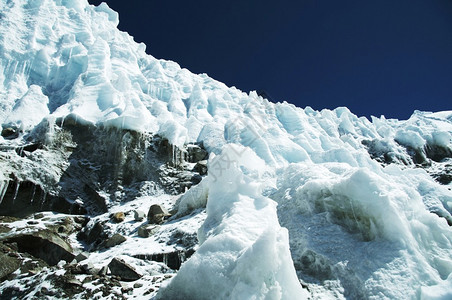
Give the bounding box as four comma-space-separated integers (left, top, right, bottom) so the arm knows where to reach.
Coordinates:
103, 233, 126, 248
4, 229, 75, 266
168, 229, 198, 249
49, 273, 85, 297
193, 160, 208, 175
66, 277, 83, 287
0, 253, 21, 281
66, 263, 85, 275
191, 174, 202, 185
78, 220, 108, 247
133, 282, 143, 288
0, 224, 11, 234
425, 144, 452, 162
73, 216, 88, 225
22, 143, 42, 152
435, 173, 452, 185
121, 283, 133, 294
147, 204, 171, 224
20, 255, 46, 275
15, 144, 42, 157
133, 210, 146, 221
33, 213, 45, 219
0, 178, 85, 218
98, 265, 108, 276
0, 216, 20, 223
83, 184, 108, 214
187, 144, 208, 163
137, 224, 160, 238
108, 257, 142, 281
74, 252, 89, 262
133, 249, 194, 270
41, 286, 56, 296
1, 241, 18, 253
1, 127, 19, 139
81, 262, 100, 275
111, 212, 125, 223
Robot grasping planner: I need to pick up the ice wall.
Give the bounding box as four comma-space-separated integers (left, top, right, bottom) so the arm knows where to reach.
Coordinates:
158, 145, 309, 299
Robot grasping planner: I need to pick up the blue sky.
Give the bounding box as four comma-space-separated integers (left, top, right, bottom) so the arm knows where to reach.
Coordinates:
89, 0, 452, 120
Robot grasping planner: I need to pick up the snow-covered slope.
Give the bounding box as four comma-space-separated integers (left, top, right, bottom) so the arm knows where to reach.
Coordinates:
1, 0, 452, 299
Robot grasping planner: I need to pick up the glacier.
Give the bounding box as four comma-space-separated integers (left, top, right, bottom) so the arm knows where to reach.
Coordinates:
0, 0, 451, 299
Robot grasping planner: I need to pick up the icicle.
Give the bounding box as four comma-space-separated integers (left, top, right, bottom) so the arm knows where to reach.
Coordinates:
348, 198, 362, 234
40, 192, 47, 209
12, 60, 18, 77
178, 251, 186, 264
25, 61, 31, 81
163, 253, 168, 267
26, 57, 35, 81
12, 180, 20, 205
17, 146, 24, 157
171, 144, 175, 166
0, 180, 9, 205
4, 59, 10, 74
30, 184, 36, 203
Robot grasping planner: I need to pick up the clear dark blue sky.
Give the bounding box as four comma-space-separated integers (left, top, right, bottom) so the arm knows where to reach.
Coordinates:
88, 0, 452, 120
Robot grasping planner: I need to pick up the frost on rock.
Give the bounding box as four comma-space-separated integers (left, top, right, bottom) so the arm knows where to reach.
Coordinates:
158, 145, 308, 300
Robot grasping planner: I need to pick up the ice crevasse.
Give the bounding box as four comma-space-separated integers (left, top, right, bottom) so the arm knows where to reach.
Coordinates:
1, 0, 452, 299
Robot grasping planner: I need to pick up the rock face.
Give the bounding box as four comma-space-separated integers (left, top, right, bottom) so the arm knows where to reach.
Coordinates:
147, 204, 171, 224
193, 160, 208, 175
137, 224, 160, 238
4, 230, 75, 266
0, 119, 209, 218
108, 257, 142, 281
0, 254, 21, 281
103, 234, 127, 248
77, 220, 108, 249
186, 144, 208, 163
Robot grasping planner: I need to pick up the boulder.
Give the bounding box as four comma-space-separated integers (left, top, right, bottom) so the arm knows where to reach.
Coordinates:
137, 224, 160, 238
80, 262, 100, 275
74, 252, 89, 263
133, 210, 146, 221
111, 212, 125, 223
4, 230, 75, 266
78, 220, 108, 247
193, 160, 208, 175
187, 144, 208, 163
98, 265, 108, 276
0, 253, 21, 281
103, 233, 126, 248
1, 127, 19, 139
108, 257, 142, 281
147, 204, 171, 224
